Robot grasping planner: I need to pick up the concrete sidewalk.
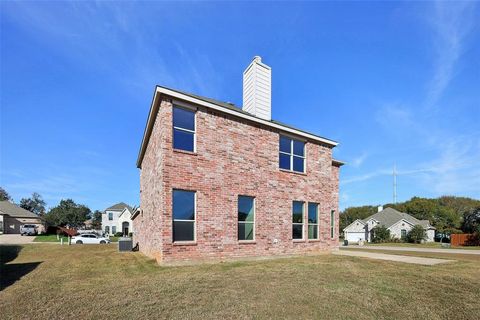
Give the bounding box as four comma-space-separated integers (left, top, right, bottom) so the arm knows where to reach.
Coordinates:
342, 245, 480, 255
334, 250, 454, 265
0, 234, 36, 245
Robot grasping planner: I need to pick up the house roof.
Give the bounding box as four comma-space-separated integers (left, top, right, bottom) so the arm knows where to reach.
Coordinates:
136, 85, 340, 168
105, 202, 133, 212
0, 201, 41, 219
362, 207, 435, 230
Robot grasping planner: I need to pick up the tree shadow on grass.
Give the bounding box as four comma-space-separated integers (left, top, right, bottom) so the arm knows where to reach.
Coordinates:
0, 245, 42, 291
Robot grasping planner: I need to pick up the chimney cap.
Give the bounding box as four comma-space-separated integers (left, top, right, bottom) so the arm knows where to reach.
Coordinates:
253, 55, 262, 62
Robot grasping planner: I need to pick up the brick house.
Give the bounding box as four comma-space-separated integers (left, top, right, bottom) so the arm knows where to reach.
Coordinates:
133, 56, 343, 264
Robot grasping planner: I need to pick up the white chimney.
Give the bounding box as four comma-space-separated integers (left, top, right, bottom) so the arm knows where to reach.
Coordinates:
378, 206, 384, 212
243, 56, 271, 120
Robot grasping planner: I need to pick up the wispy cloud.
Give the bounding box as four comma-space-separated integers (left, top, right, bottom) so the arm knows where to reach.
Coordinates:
424, 1, 476, 110
350, 152, 368, 168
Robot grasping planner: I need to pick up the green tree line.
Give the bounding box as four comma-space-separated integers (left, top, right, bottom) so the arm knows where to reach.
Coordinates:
340, 196, 480, 234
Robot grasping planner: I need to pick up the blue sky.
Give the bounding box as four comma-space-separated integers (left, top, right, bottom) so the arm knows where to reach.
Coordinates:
1, 1, 479, 211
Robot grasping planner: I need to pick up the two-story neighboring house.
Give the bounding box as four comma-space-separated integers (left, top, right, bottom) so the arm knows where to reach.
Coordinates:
132, 57, 343, 264
102, 202, 134, 236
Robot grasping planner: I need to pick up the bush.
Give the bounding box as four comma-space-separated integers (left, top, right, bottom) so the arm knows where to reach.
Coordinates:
372, 226, 391, 243
114, 232, 123, 237
407, 225, 427, 243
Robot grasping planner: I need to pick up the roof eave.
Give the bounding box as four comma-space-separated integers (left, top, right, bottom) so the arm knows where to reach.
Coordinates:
136, 86, 339, 169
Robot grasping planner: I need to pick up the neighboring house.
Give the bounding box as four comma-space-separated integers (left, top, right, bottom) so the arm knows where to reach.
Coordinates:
102, 202, 134, 236
0, 200, 46, 234
343, 206, 436, 243
132, 56, 343, 264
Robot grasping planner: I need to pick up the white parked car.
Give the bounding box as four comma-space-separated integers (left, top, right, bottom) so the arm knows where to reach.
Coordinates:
71, 233, 111, 244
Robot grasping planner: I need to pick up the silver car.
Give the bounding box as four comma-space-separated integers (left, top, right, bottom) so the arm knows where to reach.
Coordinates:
20, 224, 38, 236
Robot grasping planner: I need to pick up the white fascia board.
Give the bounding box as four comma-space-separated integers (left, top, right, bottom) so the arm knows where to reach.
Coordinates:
158, 87, 338, 146
343, 219, 366, 231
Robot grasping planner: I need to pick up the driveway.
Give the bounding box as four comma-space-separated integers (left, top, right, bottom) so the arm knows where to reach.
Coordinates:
0, 234, 36, 245
334, 250, 454, 265
342, 245, 480, 255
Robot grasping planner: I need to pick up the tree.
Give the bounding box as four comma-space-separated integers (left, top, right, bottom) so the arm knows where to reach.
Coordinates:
372, 226, 390, 243
19, 192, 46, 216
45, 199, 91, 228
407, 225, 427, 244
462, 206, 480, 234
0, 187, 12, 201
91, 210, 102, 230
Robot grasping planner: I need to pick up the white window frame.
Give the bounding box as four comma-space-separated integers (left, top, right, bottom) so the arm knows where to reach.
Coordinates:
172, 189, 196, 243
279, 135, 306, 173
330, 210, 335, 239
108, 212, 113, 220
238, 195, 255, 242
172, 105, 196, 152
308, 202, 319, 240
292, 201, 305, 240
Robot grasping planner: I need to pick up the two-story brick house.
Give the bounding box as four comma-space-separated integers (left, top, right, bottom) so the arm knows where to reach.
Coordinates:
133, 56, 343, 264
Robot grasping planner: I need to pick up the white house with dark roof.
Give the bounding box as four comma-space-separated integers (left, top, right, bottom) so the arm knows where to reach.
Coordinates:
102, 202, 134, 236
343, 207, 435, 243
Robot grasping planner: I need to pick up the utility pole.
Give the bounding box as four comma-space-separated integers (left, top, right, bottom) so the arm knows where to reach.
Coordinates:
393, 163, 397, 204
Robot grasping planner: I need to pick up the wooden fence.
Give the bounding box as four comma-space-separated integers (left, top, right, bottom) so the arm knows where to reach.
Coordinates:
450, 233, 480, 246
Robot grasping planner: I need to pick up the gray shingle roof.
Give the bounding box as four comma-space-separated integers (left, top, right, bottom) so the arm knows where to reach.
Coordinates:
362, 207, 435, 229
105, 202, 133, 212
0, 201, 40, 218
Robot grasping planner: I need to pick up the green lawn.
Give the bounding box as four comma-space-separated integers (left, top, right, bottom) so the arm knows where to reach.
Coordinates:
33, 234, 68, 243
364, 242, 480, 250
1, 245, 479, 319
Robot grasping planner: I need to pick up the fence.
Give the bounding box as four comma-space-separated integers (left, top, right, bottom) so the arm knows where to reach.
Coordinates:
450, 233, 480, 246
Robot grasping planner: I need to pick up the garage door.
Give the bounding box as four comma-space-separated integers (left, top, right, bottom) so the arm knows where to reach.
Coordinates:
345, 232, 365, 243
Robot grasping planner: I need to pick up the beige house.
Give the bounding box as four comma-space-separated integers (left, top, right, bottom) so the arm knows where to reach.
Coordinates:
343, 207, 435, 243
0, 200, 46, 234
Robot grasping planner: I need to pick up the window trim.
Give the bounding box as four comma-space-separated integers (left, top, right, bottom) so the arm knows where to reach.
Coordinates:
108, 212, 113, 221
172, 189, 197, 243
279, 135, 306, 173
292, 201, 305, 240
172, 105, 197, 153
308, 202, 319, 240
330, 210, 335, 239
237, 195, 255, 242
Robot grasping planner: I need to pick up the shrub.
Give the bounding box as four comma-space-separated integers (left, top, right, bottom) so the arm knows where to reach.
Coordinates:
372, 226, 390, 243
407, 225, 427, 243
114, 232, 123, 237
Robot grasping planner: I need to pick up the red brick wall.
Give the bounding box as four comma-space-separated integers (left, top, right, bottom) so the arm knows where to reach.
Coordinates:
134, 97, 341, 264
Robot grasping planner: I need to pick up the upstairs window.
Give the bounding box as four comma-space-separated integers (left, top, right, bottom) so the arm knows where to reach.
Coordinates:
173, 189, 196, 242
108, 212, 113, 220
308, 203, 319, 240
279, 136, 305, 173
173, 106, 195, 152
292, 201, 304, 240
238, 196, 255, 241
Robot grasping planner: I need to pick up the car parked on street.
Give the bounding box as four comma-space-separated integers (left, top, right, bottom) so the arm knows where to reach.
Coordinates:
20, 224, 38, 236
71, 233, 111, 244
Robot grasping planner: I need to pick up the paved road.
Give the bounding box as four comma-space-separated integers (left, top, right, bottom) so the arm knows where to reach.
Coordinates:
0, 234, 36, 245
341, 245, 480, 255
334, 250, 454, 265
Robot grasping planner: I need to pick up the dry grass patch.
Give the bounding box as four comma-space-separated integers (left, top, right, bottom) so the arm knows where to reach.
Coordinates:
1, 244, 479, 320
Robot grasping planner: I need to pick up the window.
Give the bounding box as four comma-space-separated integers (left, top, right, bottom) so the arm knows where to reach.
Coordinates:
108, 212, 113, 220
292, 201, 304, 240
279, 136, 305, 173
112, 226, 116, 234
401, 229, 407, 239
173, 106, 195, 152
238, 196, 255, 241
173, 189, 196, 242
330, 210, 335, 239
105, 226, 110, 234
308, 203, 319, 240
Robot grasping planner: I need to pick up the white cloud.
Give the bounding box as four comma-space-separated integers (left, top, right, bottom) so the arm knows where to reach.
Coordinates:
350, 152, 368, 168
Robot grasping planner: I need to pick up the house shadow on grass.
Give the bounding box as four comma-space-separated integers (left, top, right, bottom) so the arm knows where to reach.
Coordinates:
0, 245, 42, 291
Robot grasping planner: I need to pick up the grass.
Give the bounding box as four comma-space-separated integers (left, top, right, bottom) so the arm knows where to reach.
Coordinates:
364, 242, 480, 250
1, 245, 479, 319
33, 234, 68, 243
